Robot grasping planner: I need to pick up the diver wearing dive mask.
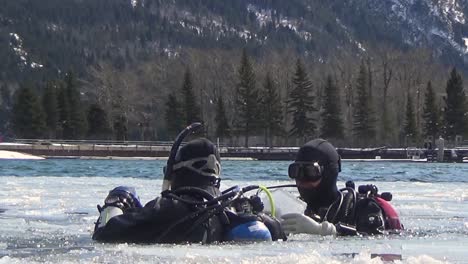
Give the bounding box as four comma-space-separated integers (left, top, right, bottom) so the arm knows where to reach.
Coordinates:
280, 139, 403, 236
93, 137, 285, 244
288, 161, 323, 182
92, 138, 227, 243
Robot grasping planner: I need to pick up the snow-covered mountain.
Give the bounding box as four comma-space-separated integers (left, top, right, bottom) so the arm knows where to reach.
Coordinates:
1, 0, 468, 80
349, 0, 468, 61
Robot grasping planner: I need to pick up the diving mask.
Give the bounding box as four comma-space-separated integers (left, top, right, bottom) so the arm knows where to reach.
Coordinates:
288, 161, 323, 182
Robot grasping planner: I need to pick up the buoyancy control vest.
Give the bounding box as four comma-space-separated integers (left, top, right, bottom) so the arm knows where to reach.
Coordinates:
93, 185, 286, 244
305, 182, 403, 235
158, 186, 286, 242
150, 186, 235, 243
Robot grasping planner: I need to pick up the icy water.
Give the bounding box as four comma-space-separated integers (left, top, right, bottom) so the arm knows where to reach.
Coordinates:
0, 159, 468, 263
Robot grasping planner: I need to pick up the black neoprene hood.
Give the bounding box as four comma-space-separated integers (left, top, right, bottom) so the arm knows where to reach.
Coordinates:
295, 139, 341, 212
171, 138, 221, 194
175, 138, 221, 163
295, 138, 341, 174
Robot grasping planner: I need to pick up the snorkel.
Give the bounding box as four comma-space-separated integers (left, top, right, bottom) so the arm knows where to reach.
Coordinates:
162, 122, 203, 192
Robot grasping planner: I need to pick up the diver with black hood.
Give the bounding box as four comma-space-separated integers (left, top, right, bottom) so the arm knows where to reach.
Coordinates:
92, 136, 286, 243
280, 139, 403, 236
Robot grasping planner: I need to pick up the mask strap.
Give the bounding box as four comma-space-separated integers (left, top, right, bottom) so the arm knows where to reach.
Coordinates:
338, 155, 342, 172
172, 154, 221, 179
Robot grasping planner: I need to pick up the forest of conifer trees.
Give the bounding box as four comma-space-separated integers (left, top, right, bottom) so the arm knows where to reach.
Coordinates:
1, 48, 467, 148
1, 1, 468, 147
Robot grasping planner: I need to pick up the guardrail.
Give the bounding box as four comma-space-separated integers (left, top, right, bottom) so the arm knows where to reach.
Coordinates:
13, 139, 174, 146
3, 139, 468, 162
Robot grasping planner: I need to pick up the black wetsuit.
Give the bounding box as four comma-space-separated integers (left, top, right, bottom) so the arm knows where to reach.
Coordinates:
294, 140, 402, 235
93, 195, 225, 244
93, 192, 286, 244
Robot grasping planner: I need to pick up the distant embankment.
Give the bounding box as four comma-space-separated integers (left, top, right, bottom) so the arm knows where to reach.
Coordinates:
0, 140, 172, 159
0, 140, 467, 162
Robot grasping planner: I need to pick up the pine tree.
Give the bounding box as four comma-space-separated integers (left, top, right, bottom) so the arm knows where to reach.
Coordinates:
352, 62, 375, 146
260, 72, 283, 146
0, 85, 12, 133
235, 49, 260, 147
404, 92, 418, 143
320, 75, 344, 139
12, 85, 46, 138
181, 68, 201, 125
422, 81, 440, 140
113, 114, 128, 141
443, 68, 467, 139
57, 82, 70, 139
87, 103, 112, 139
165, 93, 184, 138
42, 81, 59, 138
1, 85, 11, 108
64, 71, 88, 139
215, 95, 230, 139
287, 58, 316, 143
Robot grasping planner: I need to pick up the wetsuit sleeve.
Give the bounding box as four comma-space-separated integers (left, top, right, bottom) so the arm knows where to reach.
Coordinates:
92, 197, 190, 243
257, 213, 287, 241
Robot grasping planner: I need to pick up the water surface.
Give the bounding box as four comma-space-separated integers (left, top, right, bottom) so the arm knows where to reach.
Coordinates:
0, 159, 467, 263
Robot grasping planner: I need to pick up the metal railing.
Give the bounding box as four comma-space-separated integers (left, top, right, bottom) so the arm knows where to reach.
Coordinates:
13, 139, 174, 146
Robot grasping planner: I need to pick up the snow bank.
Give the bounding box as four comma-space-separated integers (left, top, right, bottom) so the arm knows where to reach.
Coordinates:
0, 150, 44, 160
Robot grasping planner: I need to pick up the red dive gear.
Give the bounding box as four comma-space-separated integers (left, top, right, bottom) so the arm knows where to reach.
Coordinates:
374, 197, 403, 230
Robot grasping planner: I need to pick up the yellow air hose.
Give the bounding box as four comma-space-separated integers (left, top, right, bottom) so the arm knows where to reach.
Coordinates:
258, 185, 275, 217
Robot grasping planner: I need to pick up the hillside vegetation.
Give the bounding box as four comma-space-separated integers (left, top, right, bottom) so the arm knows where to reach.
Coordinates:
1, 0, 467, 147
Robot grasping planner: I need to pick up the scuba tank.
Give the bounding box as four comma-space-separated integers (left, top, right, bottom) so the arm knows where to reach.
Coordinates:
96, 206, 123, 228
225, 220, 272, 241
95, 186, 143, 228
225, 193, 272, 242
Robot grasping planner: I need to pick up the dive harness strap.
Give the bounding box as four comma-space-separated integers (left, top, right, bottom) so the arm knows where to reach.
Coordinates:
155, 184, 290, 243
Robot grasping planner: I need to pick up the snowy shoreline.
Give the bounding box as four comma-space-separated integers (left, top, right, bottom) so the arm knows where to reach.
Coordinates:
0, 150, 45, 160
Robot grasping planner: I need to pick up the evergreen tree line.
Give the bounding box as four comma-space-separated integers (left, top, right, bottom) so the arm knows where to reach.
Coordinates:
4, 71, 128, 141
164, 49, 467, 147
2, 48, 467, 147
2, 0, 468, 147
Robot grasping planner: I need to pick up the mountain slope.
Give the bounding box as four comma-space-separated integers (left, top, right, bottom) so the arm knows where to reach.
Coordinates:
1, 0, 468, 82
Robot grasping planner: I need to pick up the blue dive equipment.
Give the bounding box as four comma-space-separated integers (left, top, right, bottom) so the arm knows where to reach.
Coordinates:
162, 122, 202, 191
156, 184, 295, 242
96, 186, 143, 229
107, 186, 143, 208
226, 221, 272, 241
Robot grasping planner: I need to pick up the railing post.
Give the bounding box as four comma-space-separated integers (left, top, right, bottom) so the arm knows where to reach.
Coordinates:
436, 137, 445, 162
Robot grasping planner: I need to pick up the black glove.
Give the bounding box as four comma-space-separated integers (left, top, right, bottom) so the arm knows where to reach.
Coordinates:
249, 195, 264, 213
257, 212, 287, 241
98, 186, 142, 212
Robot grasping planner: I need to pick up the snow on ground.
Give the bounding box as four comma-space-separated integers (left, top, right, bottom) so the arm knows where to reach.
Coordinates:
0, 150, 44, 160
